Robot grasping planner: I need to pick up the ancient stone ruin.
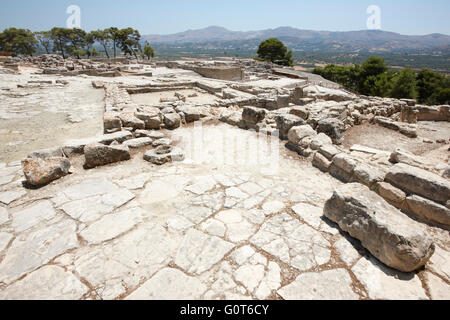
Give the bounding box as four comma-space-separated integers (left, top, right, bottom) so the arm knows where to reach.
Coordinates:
0, 55, 448, 300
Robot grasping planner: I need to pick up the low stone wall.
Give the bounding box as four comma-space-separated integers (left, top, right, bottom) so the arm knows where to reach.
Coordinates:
194, 66, 244, 81
416, 105, 450, 121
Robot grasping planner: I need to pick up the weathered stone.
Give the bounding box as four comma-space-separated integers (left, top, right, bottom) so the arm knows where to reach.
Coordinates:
312, 152, 331, 171
126, 268, 206, 300
0, 207, 8, 225
290, 106, 309, 120
152, 138, 172, 148
427, 246, 450, 280
63, 131, 132, 156
353, 163, 384, 187
164, 113, 181, 129
0, 220, 78, 284
278, 269, 358, 300
352, 256, 428, 300
123, 137, 153, 148
423, 272, 450, 300
332, 154, 357, 174
175, 228, 235, 275
317, 118, 345, 144
84, 143, 130, 169
119, 113, 145, 130
334, 238, 361, 266
390, 148, 426, 168
12, 200, 57, 232
242, 106, 266, 124
137, 130, 165, 140
287, 125, 316, 145
275, 114, 305, 140
0, 232, 13, 253
144, 147, 184, 165
176, 105, 201, 123
318, 144, 340, 160
291, 203, 323, 229
0, 265, 88, 300
0, 190, 26, 205
135, 112, 162, 129
310, 133, 332, 150
376, 182, 406, 205
73, 222, 175, 300
103, 113, 122, 131
386, 163, 450, 204
80, 207, 143, 244
324, 183, 435, 272
406, 195, 450, 227
251, 213, 330, 272
23, 157, 70, 186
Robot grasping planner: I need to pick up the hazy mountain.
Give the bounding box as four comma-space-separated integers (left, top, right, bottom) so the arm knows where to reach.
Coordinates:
143, 26, 450, 52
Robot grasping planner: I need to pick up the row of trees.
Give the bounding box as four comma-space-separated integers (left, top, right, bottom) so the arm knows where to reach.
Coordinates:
313, 57, 450, 105
0, 27, 155, 60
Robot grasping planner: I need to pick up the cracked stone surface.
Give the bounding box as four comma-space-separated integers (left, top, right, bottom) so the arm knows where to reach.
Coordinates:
126, 268, 207, 300
0, 265, 88, 300
175, 228, 235, 275
0, 124, 448, 300
351, 256, 428, 300
251, 213, 331, 272
278, 269, 358, 300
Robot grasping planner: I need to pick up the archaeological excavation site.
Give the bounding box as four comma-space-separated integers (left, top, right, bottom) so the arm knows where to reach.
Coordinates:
0, 54, 449, 301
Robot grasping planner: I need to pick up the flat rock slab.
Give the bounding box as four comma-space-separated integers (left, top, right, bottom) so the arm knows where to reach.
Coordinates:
278, 269, 358, 300
251, 213, 331, 272
352, 256, 428, 300
123, 137, 153, 148
0, 220, 78, 284
0, 190, 27, 205
175, 228, 235, 275
324, 183, 435, 272
125, 268, 207, 300
0, 265, 88, 300
12, 200, 57, 232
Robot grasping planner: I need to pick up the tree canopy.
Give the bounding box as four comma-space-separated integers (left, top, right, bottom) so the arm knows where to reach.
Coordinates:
313, 56, 449, 104
256, 38, 294, 67
0, 28, 37, 56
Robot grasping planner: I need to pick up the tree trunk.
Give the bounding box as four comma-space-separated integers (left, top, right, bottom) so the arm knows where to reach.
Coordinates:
102, 44, 110, 59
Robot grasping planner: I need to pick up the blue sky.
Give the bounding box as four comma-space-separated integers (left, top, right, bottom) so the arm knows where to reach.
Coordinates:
0, 0, 449, 35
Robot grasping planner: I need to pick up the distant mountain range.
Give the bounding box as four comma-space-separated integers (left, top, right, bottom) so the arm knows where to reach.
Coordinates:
143, 26, 450, 53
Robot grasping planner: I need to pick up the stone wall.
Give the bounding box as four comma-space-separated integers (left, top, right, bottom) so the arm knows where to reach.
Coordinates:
416, 105, 450, 121
194, 66, 244, 81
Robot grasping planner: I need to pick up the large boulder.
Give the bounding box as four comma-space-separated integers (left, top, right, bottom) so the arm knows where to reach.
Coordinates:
316, 118, 345, 145
275, 114, 305, 140
23, 157, 71, 186
386, 163, 450, 205
242, 106, 266, 125
324, 183, 435, 272
84, 143, 131, 169
287, 125, 316, 145
163, 113, 181, 129
118, 113, 145, 130
176, 105, 201, 123
135, 112, 162, 130
290, 106, 309, 120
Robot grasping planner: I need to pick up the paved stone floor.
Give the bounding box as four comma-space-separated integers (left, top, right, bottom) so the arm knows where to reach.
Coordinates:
0, 124, 449, 300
